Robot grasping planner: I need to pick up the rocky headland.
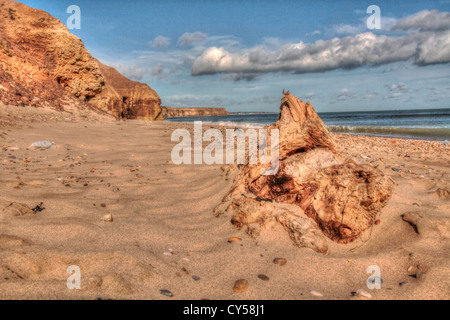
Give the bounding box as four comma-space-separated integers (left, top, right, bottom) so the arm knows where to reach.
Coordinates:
161, 106, 229, 118
0, 0, 162, 120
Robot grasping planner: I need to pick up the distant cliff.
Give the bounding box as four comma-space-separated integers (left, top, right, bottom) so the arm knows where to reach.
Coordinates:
92, 60, 162, 120
161, 106, 229, 118
0, 0, 162, 120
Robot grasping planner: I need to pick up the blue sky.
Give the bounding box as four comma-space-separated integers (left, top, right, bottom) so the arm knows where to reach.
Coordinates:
17, 0, 450, 112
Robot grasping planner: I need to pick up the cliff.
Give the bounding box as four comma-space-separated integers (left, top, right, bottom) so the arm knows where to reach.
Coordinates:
161, 106, 229, 118
0, 0, 162, 120
92, 60, 162, 120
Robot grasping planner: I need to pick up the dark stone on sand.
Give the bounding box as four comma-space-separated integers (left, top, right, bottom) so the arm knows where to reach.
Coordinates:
160, 289, 173, 297
257, 274, 270, 281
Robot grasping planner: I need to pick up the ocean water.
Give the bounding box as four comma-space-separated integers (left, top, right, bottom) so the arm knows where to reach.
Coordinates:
165, 108, 450, 142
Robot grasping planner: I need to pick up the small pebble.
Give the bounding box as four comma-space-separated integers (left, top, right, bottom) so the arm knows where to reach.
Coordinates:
100, 203, 106, 208
101, 213, 113, 222
310, 290, 323, 297
375, 219, 381, 225
160, 289, 173, 297
355, 289, 372, 298
257, 274, 270, 281
228, 237, 241, 243
399, 281, 409, 286
192, 275, 200, 281
407, 266, 414, 272
233, 279, 249, 293
392, 168, 400, 172
273, 258, 287, 266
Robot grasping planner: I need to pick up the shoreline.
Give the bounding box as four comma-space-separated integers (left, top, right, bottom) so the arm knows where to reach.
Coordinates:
164, 119, 449, 143
163, 119, 450, 143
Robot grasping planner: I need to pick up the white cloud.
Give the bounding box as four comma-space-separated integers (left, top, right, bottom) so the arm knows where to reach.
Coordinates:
414, 31, 450, 65
178, 31, 208, 46
380, 17, 398, 31
191, 10, 450, 80
332, 23, 363, 35
150, 35, 170, 48
393, 10, 450, 32
192, 33, 420, 76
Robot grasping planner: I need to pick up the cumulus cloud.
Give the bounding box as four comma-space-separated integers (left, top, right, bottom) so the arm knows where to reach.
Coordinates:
191, 10, 450, 79
150, 35, 170, 48
414, 31, 450, 65
192, 33, 420, 76
178, 31, 208, 46
392, 10, 450, 32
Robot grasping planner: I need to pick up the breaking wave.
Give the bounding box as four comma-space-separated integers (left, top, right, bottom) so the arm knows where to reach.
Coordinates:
326, 125, 450, 141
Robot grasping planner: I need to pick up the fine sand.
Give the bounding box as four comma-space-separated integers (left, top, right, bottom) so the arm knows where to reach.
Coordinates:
0, 105, 449, 300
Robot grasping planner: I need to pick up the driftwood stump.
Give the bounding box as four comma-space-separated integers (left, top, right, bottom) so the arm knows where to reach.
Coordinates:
215, 93, 393, 254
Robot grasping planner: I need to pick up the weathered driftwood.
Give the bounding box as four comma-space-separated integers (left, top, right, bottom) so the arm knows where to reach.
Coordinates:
215, 93, 393, 253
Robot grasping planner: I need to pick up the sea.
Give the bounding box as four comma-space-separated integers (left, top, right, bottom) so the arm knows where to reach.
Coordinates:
165, 108, 450, 142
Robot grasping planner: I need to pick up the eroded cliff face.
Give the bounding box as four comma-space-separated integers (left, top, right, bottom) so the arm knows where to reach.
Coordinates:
161, 106, 229, 118
92, 61, 162, 120
0, 0, 161, 120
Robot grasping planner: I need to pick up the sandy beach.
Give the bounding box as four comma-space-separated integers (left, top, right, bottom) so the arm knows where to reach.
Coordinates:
0, 104, 448, 300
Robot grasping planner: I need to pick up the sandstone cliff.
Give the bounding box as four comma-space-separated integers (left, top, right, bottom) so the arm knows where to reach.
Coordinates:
92, 60, 162, 120
0, 0, 161, 120
161, 106, 229, 118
